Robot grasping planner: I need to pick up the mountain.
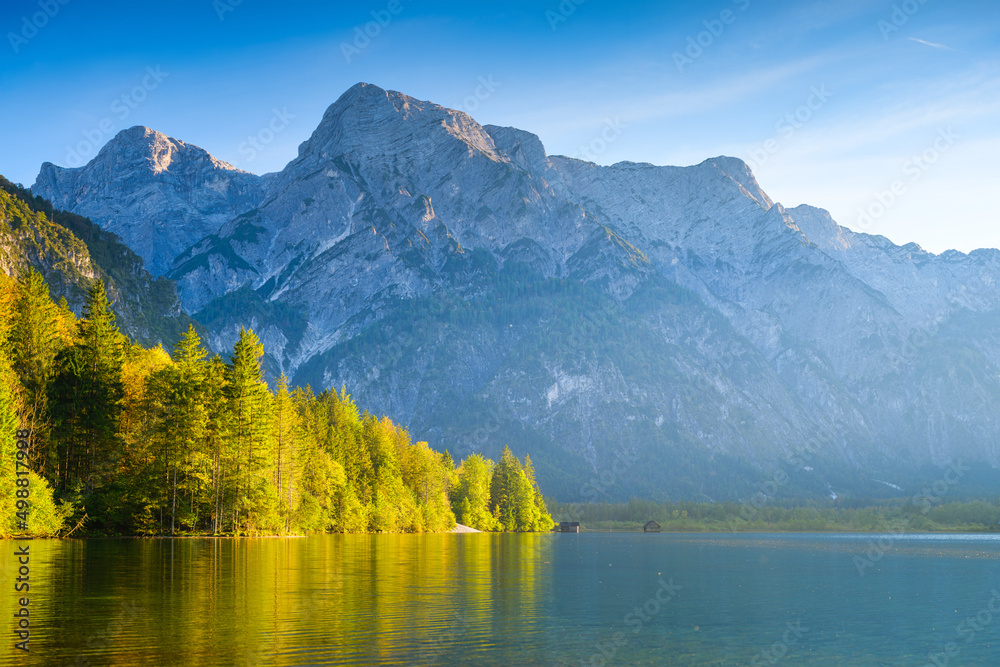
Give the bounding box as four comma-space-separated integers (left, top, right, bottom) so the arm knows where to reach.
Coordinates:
29, 83, 1000, 501
0, 177, 196, 346
32, 127, 268, 277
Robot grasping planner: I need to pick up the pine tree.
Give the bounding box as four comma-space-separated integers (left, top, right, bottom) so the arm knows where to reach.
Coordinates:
0, 277, 70, 537
204, 354, 229, 534
171, 326, 212, 532
75, 279, 126, 489
47, 345, 86, 492
120, 344, 171, 533
10, 269, 558, 536
9, 268, 68, 480
142, 325, 212, 534
272, 374, 300, 532
224, 328, 275, 534
489, 446, 520, 530
486, 446, 553, 531
523, 454, 554, 531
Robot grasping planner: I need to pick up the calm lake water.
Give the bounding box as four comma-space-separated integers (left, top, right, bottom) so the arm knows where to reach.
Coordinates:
3, 532, 1000, 666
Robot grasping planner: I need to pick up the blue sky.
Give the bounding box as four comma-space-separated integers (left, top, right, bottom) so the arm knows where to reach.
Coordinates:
2, 0, 998, 253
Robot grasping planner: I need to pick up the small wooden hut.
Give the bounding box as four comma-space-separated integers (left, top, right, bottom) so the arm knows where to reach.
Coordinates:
643, 520, 661, 533
558, 521, 581, 533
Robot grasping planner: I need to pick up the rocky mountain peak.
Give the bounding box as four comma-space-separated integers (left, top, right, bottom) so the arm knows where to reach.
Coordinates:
702, 156, 774, 210
298, 82, 502, 165
483, 125, 551, 176
28, 83, 1000, 500
32, 126, 265, 276
99, 125, 249, 175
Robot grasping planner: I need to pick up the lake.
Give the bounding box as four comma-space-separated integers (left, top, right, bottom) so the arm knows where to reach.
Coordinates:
3, 532, 1000, 665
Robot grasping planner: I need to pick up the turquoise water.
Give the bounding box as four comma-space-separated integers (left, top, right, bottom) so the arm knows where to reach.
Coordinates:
2, 532, 1000, 665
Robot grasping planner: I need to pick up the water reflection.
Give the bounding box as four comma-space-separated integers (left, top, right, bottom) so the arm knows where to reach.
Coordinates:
3, 533, 1000, 666
0, 534, 554, 666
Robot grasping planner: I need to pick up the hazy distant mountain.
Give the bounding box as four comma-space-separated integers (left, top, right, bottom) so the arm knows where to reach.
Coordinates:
30, 83, 1000, 500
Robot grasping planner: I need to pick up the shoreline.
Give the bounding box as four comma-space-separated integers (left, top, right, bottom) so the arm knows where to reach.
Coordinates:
10, 527, 1000, 540
569, 527, 1000, 534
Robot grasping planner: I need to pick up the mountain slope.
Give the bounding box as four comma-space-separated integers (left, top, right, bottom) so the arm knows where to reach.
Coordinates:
0, 177, 195, 346
28, 83, 1000, 501
32, 127, 267, 277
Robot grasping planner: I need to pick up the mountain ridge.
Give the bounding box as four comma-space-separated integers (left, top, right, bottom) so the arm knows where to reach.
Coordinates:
33, 126, 267, 277
28, 82, 1000, 501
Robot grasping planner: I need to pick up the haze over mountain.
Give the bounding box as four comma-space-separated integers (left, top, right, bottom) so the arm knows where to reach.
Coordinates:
30, 83, 1000, 500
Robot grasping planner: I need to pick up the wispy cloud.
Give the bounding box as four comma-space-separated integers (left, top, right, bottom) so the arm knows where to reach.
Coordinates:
909, 37, 956, 51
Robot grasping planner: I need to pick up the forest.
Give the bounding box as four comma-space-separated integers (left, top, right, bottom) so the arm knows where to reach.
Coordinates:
0, 270, 553, 536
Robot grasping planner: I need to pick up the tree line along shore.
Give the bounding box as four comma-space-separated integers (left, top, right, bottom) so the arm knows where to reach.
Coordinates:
0, 270, 553, 537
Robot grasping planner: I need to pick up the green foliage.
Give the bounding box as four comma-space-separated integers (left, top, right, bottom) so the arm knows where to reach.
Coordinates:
486, 446, 554, 532
449, 446, 554, 532
9, 268, 73, 479
0, 274, 72, 536
48, 280, 126, 494
0, 271, 551, 536
0, 176, 197, 347
451, 453, 498, 531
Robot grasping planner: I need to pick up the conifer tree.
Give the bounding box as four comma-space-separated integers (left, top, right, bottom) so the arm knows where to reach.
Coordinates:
488, 446, 553, 531
170, 326, 212, 531
272, 374, 300, 530
119, 344, 171, 533
224, 328, 275, 534
204, 354, 229, 534
49, 280, 126, 492
143, 325, 211, 534
10, 268, 68, 479
4, 271, 556, 536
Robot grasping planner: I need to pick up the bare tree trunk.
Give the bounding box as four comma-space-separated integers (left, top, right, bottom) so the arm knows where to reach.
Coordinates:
171, 463, 177, 536
217, 464, 225, 534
